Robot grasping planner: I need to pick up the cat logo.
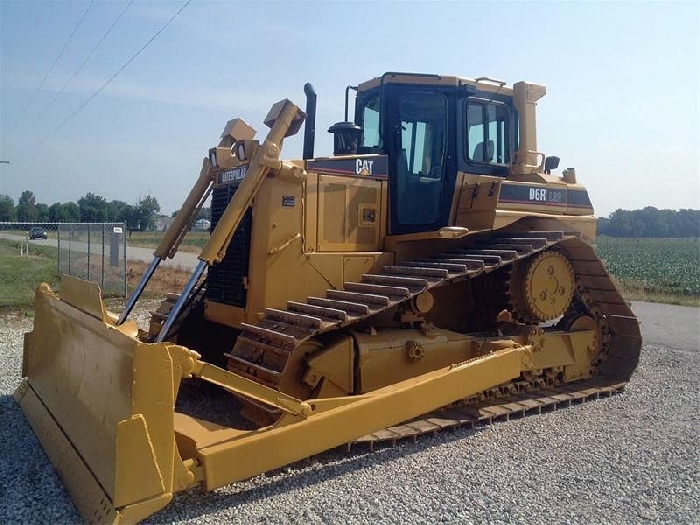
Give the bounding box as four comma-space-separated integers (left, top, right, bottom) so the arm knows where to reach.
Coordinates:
356, 159, 374, 176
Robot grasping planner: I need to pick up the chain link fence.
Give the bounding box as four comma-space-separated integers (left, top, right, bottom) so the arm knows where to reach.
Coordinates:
0, 222, 126, 309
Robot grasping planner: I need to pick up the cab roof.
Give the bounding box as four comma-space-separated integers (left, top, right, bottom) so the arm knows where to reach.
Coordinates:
357, 72, 515, 97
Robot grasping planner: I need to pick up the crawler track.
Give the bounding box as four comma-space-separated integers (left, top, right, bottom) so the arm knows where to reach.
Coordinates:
162, 228, 641, 447
228, 230, 640, 383
352, 378, 627, 448
229, 231, 559, 387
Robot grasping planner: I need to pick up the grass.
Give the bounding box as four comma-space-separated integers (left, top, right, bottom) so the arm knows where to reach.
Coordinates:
0, 239, 60, 311
0, 238, 191, 312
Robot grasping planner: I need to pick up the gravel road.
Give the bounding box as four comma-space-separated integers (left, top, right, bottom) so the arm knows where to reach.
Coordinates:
0, 232, 199, 270
1, 301, 698, 524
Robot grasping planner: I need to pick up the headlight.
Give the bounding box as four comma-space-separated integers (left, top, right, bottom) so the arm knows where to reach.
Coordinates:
235, 141, 246, 161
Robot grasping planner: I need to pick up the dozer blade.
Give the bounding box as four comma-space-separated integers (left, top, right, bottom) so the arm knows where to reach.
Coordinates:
14, 277, 197, 524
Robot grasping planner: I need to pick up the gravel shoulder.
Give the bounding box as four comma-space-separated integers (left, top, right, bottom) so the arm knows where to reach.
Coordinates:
1, 302, 698, 524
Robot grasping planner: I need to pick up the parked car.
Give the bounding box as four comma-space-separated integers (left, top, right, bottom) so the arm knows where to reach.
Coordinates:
29, 226, 48, 240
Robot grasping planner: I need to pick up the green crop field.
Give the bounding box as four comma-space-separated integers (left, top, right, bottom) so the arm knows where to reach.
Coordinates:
595, 237, 700, 305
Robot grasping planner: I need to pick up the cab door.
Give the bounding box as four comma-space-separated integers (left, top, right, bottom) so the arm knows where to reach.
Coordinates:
385, 88, 456, 235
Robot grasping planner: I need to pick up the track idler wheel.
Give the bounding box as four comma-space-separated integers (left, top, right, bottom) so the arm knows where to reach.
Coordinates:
511, 251, 575, 322
561, 313, 603, 363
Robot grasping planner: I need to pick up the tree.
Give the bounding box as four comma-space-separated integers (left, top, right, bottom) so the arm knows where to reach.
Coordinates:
105, 199, 140, 230
49, 202, 80, 222
124, 204, 141, 232
0, 194, 15, 221
63, 202, 80, 222
137, 195, 160, 231
597, 207, 700, 238
78, 193, 108, 222
36, 203, 49, 222
16, 190, 38, 222
106, 200, 131, 223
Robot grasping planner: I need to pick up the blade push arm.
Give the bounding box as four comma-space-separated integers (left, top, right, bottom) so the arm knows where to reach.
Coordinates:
117, 159, 214, 325
155, 99, 306, 342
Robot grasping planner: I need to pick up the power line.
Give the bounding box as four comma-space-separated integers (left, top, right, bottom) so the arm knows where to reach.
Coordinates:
27, 0, 192, 154
14, 1, 134, 146
5, 1, 95, 141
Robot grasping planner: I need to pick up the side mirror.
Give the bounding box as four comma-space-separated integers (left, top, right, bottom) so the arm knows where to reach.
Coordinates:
544, 156, 560, 174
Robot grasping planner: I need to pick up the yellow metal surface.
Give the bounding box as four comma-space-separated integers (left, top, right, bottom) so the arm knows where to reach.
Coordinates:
316, 174, 383, 251
493, 211, 597, 241
196, 346, 532, 491
304, 335, 355, 394
194, 361, 313, 417
511, 81, 547, 176
511, 251, 575, 321
59, 275, 108, 321
17, 281, 197, 521
200, 100, 304, 265
453, 173, 502, 231
14, 382, 122, 524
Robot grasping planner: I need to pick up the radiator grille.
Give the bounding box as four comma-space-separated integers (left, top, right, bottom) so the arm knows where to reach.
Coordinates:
206, 183, 252, 308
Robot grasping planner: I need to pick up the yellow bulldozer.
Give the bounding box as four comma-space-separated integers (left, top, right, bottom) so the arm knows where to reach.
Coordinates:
15, 72, 641, 523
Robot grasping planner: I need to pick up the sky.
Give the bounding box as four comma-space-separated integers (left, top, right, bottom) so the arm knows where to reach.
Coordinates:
0, 0, 698, 217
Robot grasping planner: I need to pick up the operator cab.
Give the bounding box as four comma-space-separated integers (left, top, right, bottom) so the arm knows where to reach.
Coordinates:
348, 73, 519, 235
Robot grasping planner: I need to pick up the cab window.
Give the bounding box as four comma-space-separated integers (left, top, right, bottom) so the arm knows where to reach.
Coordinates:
359, 95, 381, 149
465, 100, 511, 165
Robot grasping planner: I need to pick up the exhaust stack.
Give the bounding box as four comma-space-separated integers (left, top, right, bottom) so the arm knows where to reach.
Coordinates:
303, 83, 316, 160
